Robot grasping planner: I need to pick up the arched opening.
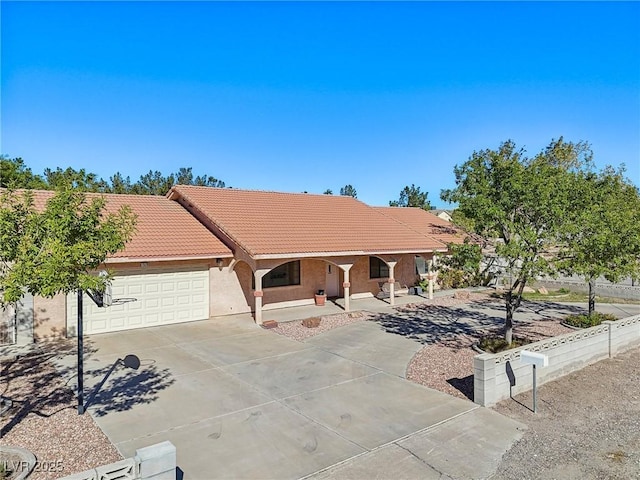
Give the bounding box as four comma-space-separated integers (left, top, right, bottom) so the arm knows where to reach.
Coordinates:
231, 260, 255, 312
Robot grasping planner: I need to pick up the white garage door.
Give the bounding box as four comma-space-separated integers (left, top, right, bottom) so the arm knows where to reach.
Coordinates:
67, 267, 210, 335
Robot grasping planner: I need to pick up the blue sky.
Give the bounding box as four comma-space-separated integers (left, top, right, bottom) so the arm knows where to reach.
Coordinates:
2, 1, 639, 207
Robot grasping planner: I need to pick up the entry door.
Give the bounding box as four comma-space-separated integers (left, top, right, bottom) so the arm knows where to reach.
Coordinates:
326, 264, 340, 297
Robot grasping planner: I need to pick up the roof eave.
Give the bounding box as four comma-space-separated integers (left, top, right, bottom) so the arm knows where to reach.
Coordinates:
252, 248, 449, 260
106, 253, 234, 263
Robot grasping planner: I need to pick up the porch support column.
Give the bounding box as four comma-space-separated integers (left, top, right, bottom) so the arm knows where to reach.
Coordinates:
427, 259, 435, 300
253, 270, 267, 325
338, 263, 353, 312
387, 261, 397, 306
343, 267, 351, 312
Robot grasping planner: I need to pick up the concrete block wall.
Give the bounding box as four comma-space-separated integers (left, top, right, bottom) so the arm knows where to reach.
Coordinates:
58, 441, 176, 480
474, 315, 640, 406
608, 316, 640, 356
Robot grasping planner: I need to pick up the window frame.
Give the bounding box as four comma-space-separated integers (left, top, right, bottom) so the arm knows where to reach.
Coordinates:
258, 260, 301, 289
369, 256, 389, 279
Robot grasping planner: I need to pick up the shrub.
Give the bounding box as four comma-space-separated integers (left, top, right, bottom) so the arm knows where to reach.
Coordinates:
563, 312, 617, 328
438, 268, 469, 289
478, 336, 529, 353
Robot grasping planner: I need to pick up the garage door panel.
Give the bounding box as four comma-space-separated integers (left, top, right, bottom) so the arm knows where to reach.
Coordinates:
193, 307, 208, 318
161, 297, 175, 307
113, 285, 126, 296
110, 316, 126, 329
192, 293, 206, 303
145, 298, 160, 309
67, 266, 210, 335
127, 315, 143, 327
177, 295, 190, 305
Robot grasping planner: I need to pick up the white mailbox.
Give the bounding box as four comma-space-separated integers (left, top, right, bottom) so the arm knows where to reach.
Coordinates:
520, 350, 548, 413
520, 350, 549, 367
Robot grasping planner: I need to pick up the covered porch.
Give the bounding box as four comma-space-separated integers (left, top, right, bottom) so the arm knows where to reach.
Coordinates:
233, 252, 441, 325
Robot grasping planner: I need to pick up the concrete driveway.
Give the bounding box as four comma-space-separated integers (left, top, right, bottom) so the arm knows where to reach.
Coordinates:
74, 314, 525, 479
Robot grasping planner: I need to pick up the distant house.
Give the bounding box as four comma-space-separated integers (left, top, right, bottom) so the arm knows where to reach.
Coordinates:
431, 209, 453, 222
8, 187, 469, 340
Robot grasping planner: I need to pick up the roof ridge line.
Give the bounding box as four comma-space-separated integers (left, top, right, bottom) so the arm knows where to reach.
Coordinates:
173, 184, 369, 202
170, 186, 257, 258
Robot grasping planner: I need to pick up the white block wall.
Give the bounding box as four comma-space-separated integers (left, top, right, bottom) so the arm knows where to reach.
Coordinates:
474, 315, 640, 407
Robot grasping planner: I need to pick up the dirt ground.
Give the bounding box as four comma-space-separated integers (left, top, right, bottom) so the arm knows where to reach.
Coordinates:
493, 347, 640, 480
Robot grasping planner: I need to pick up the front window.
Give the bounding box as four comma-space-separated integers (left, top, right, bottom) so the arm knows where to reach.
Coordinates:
262, 261, 301, 288
415, 256, 428, 275
369, 257, 389, 279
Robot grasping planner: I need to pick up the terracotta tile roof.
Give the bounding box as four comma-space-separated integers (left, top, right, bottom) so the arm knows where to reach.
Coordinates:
5, 189, 232, 261
168, 186, 448, 257
374, 207, 467, 245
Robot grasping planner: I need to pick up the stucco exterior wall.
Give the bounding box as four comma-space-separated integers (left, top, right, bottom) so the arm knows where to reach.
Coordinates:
209, 265, 252, 316
234, 261, 255, 310
262, 259, 326, 308
348, 254, 432, 297
348, 256, 381, 296
33, 294, 67, 341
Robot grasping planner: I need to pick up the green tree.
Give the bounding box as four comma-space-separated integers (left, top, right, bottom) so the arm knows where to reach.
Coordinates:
174, 166, 224, 188
339, 184, 357, 198
44, 167, 108, 192
436, 239, 497, 289
132, 170, 174, 195
108, 172, 134, 194
0, 189, 137, 305
0, 156, 46, 189
323, 189, 333, 195
132, 167, 226, 195
2, 158, 227, 195
389, 184, 431, 210
559, 166, 640, 315
192, 174, 225, 188
441, 138, 589, 343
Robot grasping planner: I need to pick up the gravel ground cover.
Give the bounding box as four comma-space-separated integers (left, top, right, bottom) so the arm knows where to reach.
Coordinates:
270, 311, 373, 341
493, 347, 640, 480
404, 302, 573, 400
0, 349, 122, 479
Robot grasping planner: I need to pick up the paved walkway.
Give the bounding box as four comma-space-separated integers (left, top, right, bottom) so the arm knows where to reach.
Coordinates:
61, 310, 526, 479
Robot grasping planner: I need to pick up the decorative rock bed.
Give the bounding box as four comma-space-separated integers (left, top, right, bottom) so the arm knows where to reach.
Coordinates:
271, 311, 372, 341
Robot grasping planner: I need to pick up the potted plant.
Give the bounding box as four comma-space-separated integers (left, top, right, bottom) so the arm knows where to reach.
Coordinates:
315, 289, 327, 306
